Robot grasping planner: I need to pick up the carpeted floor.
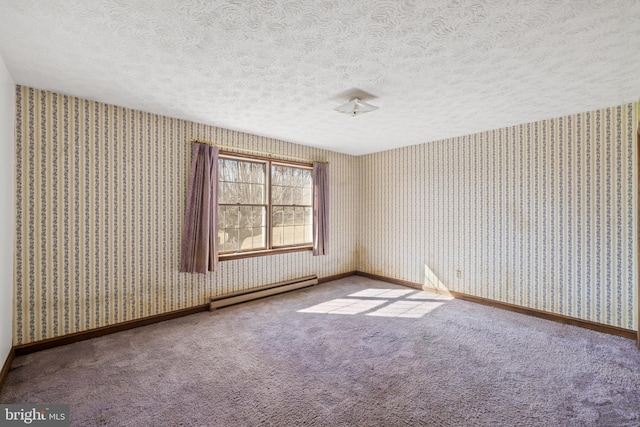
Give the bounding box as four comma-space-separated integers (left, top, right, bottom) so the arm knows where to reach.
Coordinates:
2, 276, 640, 426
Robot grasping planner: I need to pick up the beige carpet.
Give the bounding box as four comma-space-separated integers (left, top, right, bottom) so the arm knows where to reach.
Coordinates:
2, 276, 640, 426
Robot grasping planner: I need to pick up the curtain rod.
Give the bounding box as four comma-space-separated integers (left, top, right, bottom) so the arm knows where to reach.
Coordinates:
189, 138, 329, 164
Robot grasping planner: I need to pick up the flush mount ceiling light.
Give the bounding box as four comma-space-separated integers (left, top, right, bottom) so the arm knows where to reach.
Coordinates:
334, 98, 379, 116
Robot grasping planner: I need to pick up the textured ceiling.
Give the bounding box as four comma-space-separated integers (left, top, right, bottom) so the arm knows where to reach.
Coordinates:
0, 1, 639, 155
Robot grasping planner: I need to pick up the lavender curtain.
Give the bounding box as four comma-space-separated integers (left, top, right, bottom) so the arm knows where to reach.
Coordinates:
312, 162, 329, 256
180, 143, 219, 273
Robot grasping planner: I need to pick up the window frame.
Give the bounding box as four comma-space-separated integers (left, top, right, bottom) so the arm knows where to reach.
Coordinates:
218, 150, 313, 261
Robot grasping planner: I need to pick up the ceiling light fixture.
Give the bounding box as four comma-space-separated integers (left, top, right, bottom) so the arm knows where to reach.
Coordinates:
334, 98, 379, 116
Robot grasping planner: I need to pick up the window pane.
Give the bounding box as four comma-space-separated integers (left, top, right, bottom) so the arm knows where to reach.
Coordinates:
284, 207, 295, 225
253, 207, 265, 227
304, 225, 312, 243
218, 229, 229, 251
223, 228, 240, 251
218, 181, 225, 204
272, 166, 282, 185
239, 228, 250, 249
304, 207, 312, 225
292, 187, 303, 205
220, 159, 240, 184
251, 163, 264, 183
277, 226, 295, 246
219, 206, 239, 229
218, 159, 230, 181
220, 158, 265, 184
239, 206, 252, 228
272, 206, 283, 226
282, 187, 292, 205
294, 207, 304, 225
228, 182, 240, 203
217, 205, 225, 230
272, 185, 283, 204
235, 183, 249, 203
295, 169, 311, 186
253, 227, 266, 248
250, 184, 265, 204
272, 226, 283, 246
218, 182, 235, 204
240, 227, 265, 250
232, 182, 243, 204
282, 167, 292, 183
236, 161, 246, 181
302, 187, 312, 205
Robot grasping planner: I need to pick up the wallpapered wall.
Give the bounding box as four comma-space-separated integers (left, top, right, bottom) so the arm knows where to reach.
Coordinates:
14, 86, 358, 345
358, 103, 638, 330
12, 86, 639, 344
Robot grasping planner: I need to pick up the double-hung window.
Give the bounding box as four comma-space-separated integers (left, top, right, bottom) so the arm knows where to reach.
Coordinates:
217, 151, 313, 259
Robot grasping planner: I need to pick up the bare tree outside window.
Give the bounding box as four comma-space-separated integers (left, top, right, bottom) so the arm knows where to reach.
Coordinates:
217, 154, 313, 255
218, 157, 267, 252
272, 165, 312, 246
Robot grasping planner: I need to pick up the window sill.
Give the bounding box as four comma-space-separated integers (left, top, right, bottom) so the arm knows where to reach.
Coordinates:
219, 246, 313, 261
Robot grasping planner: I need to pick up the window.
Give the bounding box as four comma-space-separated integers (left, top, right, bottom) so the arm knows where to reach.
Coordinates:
217, 152, 313, 259
218, 156, 267, 252
271, 165, 313, 247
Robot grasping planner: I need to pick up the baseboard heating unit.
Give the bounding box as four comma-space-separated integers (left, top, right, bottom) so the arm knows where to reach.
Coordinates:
209, 275, 318, 311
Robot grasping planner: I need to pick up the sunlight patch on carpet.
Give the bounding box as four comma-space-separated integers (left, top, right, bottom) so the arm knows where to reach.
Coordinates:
298, 288, 451, 318
366, 301, 445, 318
348, 289, 414, 298
298, 298, 388, 315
